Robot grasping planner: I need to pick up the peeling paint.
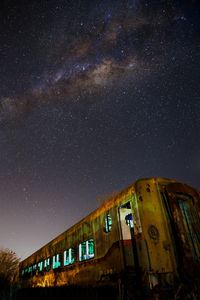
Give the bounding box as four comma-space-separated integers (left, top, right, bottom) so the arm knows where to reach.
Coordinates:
19, 177, 200, 296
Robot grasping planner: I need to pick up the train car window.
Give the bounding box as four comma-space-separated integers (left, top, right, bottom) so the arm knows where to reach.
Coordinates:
44, 258, 50, 271
177, 196, 200, 261
125, 213, 134, 228
24, 267, 28, 276
38, 261, 43, 272
32, 263, 37, 274
28, 266, 32, 274
88, 239, 95, 257
120, 202, 134, 229
79, 242, 86, 261
64, 248, 75, 266
52, 254, 61, 269
79, 239, 95, 261
120, 202, 131, 209
104, 213, 112, 233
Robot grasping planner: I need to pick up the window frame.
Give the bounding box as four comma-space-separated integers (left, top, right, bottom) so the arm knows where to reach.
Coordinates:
52, 253, 61, 269
44, 257, 51, 271
63, 247, 75, 266
37, 261, 43, 272
104, 212, 112, 233
79, 238, 95, 261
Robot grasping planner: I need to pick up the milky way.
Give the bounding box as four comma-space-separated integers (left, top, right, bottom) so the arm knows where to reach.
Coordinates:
0, 0, 186, 123
0, 0, 200, 259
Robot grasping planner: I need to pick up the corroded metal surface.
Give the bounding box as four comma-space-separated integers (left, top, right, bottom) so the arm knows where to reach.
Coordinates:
19, 177, 200, 298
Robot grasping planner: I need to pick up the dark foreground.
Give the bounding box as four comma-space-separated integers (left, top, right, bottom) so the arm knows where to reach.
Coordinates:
1, 281, 199, 300
12, 286, 118, 300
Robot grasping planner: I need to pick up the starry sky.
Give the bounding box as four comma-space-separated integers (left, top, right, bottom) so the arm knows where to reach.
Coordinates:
0, 0, 200, 260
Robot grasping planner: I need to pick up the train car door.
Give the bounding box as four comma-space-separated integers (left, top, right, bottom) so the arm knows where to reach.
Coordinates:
118, 201, 140, 278
162, 183, 200, 278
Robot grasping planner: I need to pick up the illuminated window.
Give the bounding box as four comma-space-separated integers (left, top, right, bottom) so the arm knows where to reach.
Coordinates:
79, 239, 95, 261
44, 258, 50, 271
21, 268, 26, 277
38, 261, 43, 272
64, 248, 75, 266
52, 254, 61, 269
28, 266, 32, 273
104, 213, 112, 233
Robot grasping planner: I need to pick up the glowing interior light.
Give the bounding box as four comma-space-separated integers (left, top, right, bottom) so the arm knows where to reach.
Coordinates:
104, 213, 112, 233
52, 254, 61, 269
44, 258, 50, 270
38, 261, 43, 272
79, 244, 82, 261
79, 239, 94, 261
64, 248, 75, 266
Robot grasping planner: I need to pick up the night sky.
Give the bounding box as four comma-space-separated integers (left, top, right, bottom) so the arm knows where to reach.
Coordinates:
0, 0, 200, 260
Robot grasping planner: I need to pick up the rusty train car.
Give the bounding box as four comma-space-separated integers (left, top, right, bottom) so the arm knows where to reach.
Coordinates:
19, 177, 200, 298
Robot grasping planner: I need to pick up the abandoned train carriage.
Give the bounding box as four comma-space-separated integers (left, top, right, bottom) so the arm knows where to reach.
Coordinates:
20, 177, 200, 295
